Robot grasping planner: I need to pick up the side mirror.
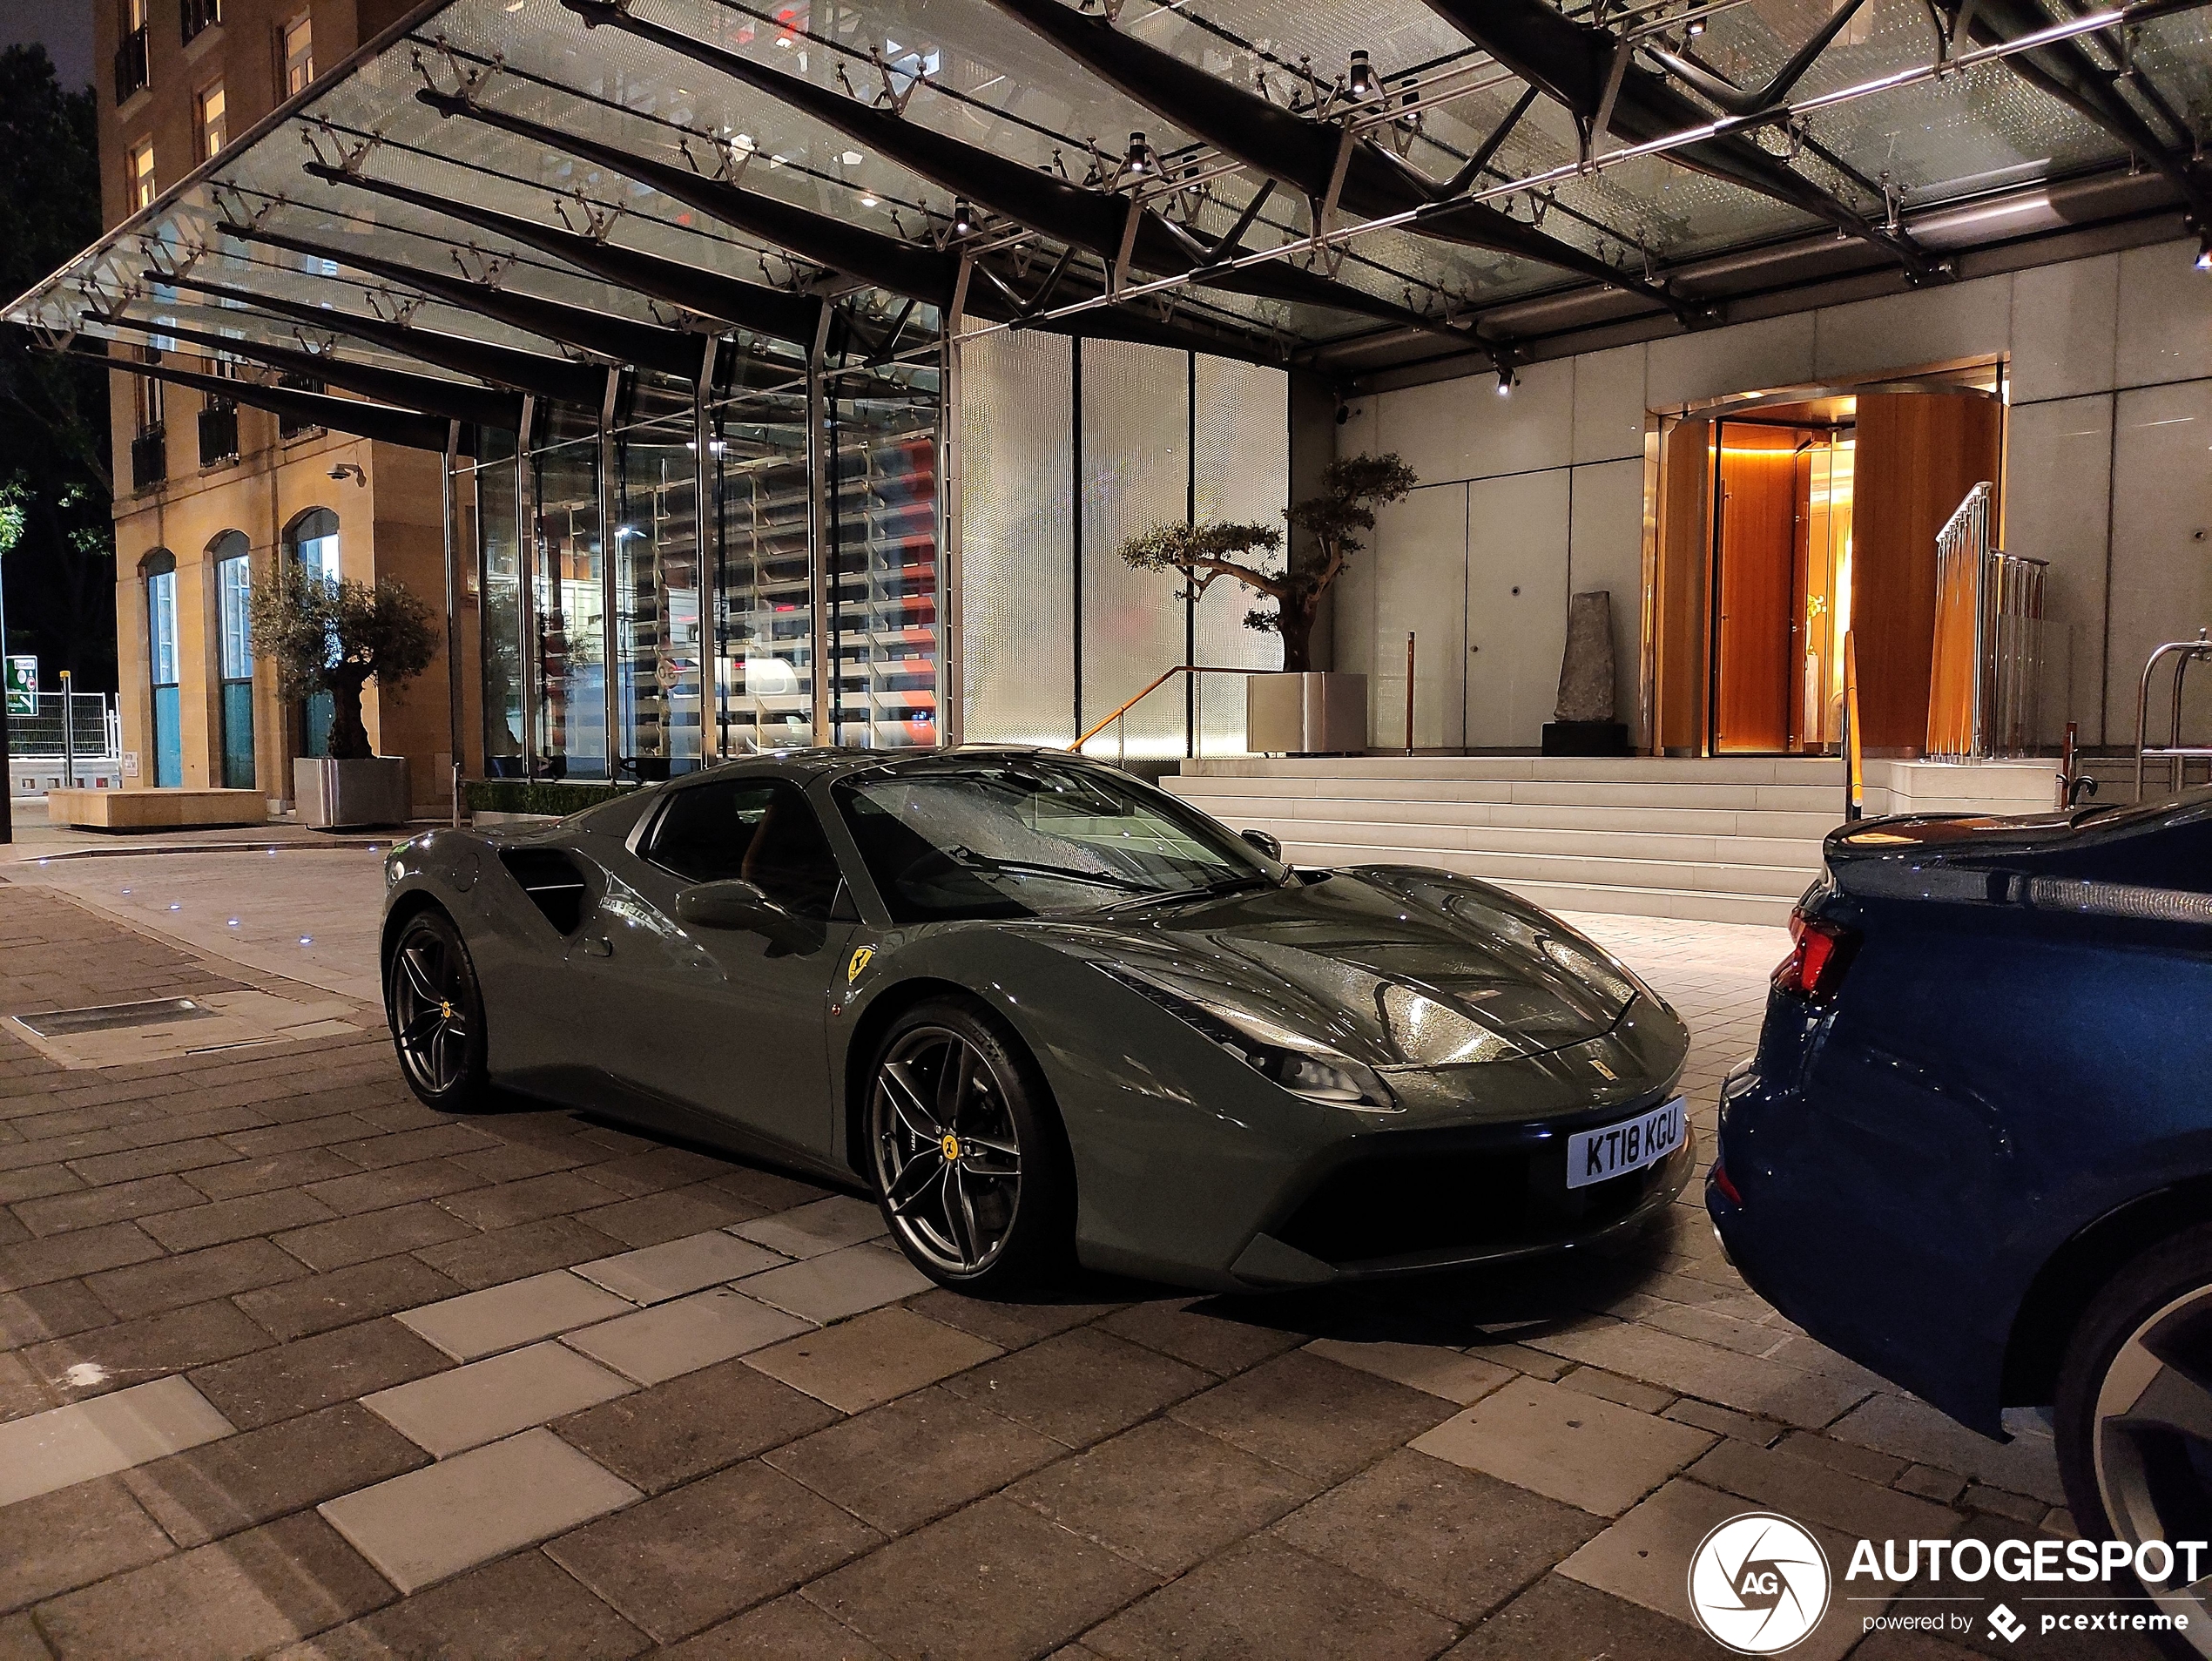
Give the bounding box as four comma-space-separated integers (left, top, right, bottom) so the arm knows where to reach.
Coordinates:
1240, 828, 1284, 861
674, 878, 788, 935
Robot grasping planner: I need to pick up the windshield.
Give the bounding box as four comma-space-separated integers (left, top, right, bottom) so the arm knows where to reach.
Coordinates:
834, 756, 1283, 922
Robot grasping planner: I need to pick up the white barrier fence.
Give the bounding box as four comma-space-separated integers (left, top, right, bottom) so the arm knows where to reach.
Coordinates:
9, 692, 124, 795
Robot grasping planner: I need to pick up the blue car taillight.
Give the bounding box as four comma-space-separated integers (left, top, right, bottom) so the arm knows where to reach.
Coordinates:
1772, 909, 1857, 1000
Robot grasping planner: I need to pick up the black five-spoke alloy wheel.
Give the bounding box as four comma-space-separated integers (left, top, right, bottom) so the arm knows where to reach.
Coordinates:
2058, 1226, 2212, 1658
384, 908, 489, 1111
867, 1001, 1070, 1292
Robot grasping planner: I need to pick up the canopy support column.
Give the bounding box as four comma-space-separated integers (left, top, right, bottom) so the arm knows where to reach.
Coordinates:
598, 367, 622, 780
807, 307, 833, 747
694, 334, 719, 766
442, 417, 465, 826
517, 395, 540, 783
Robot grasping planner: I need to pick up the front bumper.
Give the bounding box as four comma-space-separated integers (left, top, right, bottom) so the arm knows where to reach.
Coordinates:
1232, 1128, 1696, 1286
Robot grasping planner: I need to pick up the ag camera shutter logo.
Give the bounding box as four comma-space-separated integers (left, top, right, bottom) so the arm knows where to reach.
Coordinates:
1689, 1512, 1832, 1654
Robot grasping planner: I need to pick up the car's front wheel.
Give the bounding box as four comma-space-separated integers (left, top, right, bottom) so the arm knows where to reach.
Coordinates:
384, 908, 490, 1112
865, 999, 1073, 1293
2056, 1225, 2212, 1658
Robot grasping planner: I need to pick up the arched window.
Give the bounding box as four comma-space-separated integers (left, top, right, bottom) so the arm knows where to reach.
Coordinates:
141, 550, 180, 787
287, 507, 340, 584
282, 511, 338, 757
211, 531, 254, 789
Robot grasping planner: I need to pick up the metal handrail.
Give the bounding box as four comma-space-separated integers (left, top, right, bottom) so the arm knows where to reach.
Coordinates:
2134, 629, 2212, 800
1842, 629, 1863, 822
1066, 665, 1253, 764
1927, 481, 2047, 761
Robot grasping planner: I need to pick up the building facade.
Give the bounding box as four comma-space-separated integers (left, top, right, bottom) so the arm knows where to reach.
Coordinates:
17, 0, 2204, 812
96, 0, 467, 806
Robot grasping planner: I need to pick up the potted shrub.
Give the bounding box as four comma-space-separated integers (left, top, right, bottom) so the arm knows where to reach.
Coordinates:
251, 563, 437, 828
1120, 453, 1415, 753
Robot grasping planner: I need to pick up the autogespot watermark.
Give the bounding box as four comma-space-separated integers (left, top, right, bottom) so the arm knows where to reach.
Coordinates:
1689, 1514, 2202, 1652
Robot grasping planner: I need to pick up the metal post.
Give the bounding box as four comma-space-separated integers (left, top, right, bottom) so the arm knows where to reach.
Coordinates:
1403, 631, 1416, 756
694, 335, 718, 766
940, 260, 968, 750
806, 306, 833, 747
60, 670, 75, 791
516, 395, 539, 782
1843, 629, 1863, 822
442, 419, 464, 827
598, 368, 622, 780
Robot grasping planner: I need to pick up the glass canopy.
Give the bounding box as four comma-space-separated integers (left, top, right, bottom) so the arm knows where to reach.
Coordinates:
7, 0, 2203, 395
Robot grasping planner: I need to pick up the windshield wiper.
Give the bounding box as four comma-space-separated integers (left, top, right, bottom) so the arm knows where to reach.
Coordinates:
943, 847, 1152, 892
1096, 873, 1278, 914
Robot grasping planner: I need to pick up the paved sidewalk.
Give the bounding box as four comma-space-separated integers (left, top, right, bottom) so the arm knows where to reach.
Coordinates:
0, 864, 2152, 1659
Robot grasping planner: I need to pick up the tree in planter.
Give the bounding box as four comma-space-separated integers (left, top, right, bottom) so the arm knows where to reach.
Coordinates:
1118, 453, 1417, 672
249, 564, 438, 760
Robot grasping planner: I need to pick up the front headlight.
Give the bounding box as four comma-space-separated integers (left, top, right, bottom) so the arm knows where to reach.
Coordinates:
1096, 964, 1399, 1112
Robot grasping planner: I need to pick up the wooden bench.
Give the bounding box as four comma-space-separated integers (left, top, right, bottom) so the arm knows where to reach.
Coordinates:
47, 788, 268, 831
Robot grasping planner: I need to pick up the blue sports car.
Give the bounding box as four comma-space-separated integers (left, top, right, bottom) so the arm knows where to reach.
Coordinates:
1710, 787, 2212, 1644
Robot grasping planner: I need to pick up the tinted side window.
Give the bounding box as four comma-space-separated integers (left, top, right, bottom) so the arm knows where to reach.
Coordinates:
647, 780, 843, 918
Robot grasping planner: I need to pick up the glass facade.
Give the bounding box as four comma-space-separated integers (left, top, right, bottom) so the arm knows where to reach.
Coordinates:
476, 335, 1285, 775
959, 336, 1287, 760
530, 403, 606, 780
474, 426, 523, 777
484, 333, 942, 776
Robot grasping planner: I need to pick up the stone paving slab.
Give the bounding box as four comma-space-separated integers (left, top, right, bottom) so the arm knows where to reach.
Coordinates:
0, 874, 2161, 1658
563, 1287, 811, 1386
320, 1428, 642, 1595
361, 1342, 633, 1458
0, 1375, 234, 1507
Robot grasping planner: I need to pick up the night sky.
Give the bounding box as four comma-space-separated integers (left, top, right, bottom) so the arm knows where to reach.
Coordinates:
1, 1, 94, 93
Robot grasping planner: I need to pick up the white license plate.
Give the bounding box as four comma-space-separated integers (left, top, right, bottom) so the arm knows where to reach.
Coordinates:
1566, 1097, 1685, 1190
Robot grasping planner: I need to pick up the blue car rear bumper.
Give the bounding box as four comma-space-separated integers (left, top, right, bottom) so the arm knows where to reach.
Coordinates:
1707, 1057, 2012, 1437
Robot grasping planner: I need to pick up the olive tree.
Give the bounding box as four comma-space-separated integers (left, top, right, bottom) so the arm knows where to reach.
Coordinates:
249, 564, 437, 760
1118, 453, 1416, 672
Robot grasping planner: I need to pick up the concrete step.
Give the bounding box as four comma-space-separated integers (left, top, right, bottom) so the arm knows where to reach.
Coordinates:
1167, 773, 1849, 814
1184, 754, 1845, 787
1266, 837, 1817, 901
1487, 878, 1796, 929
1230, 816, 1823, 870
1170, 787, 1839, 841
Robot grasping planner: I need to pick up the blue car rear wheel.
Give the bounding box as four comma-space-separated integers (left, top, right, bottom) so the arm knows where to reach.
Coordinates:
2057, 1226, 2212, 1658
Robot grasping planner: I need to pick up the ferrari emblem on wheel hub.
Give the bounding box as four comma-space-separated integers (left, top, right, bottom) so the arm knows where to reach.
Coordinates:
941, 1132, 961, 1161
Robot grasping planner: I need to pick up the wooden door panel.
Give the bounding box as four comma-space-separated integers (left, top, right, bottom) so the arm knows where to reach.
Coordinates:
1714, 429, 1797, 753
1853, 393, 2003, 755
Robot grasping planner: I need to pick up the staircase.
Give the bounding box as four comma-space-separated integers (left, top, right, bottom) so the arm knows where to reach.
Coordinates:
1163, 756, 1851, 927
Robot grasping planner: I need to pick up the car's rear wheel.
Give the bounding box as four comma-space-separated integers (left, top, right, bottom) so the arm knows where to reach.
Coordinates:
2056, 1226, 2212, 1658
865, 1000, 1072, 1293
384, 908, 489, 1112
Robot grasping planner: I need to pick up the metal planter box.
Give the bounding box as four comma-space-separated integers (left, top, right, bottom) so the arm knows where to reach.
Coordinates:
295, 756, 410, 830
1245, 672, 1367, 756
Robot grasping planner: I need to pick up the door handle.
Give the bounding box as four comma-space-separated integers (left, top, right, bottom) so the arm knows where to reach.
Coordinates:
581, 936, 612, 958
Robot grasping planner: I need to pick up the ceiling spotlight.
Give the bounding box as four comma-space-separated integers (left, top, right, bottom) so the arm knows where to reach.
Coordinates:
1346, 49, 1376, 100
860, 191, 879, 207
1396, 80, 1422, 135
841, 150, 864, 166
1684, 11, 1708, 35
1495, 367, 1516, 397
1123, 131, 1157, 177
952, 199, 976, 235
